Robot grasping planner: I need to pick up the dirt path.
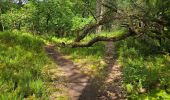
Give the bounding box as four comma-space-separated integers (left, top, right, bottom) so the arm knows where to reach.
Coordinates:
45, 42, 125, 100
45, 45, 91, 100
100, 42, 125, 99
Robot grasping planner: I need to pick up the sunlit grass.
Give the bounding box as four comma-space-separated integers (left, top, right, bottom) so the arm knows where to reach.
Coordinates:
58, 42, 107, 76
48, 29, 126, 45
3, 29, 169, 99
81, 29, 126, 43
41, 29, 170, 99
0, 31, 55, 99
47, 30, 126, 76
116, 35, 170, 99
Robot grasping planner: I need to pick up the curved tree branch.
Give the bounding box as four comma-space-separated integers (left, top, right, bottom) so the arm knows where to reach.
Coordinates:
74, 17, 115, 42
72, 28, 137, 48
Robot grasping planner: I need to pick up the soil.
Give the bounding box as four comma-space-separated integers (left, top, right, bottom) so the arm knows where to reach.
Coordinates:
45, 42, 125, 100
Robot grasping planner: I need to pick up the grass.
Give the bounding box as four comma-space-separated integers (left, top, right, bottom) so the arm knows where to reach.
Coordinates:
116, 34, 170, 99
1, 29, 170, 99
81, 29, 126, 43
0, 31, 56, 99
48, 31, 124, 76
49, 29, 126, 44
0, 30, 119, 99
59, 42, 107, 76
51, 29, 170, 99
50, 30, 126, 76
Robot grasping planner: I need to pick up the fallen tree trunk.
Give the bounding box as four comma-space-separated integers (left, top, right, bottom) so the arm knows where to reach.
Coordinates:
72, 28, 136, 48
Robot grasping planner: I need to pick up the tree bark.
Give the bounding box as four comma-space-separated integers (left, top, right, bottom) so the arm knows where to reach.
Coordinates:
0, 7, 3, 31
0, 22, 4, 31
96, 0, 105, 33
18, 0, 23, 7
72, 28, 136, 48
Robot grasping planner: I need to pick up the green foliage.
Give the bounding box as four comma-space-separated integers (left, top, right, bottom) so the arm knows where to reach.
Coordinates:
29, 80, 45, 97
0, 0, 170, 99
0, 31, 54, 99
0, 1, 16, 14
49, 34, 107, 76
71, 16, 94, 31
32, 0, 74, 33
1, 3, 36, 31
60, 43, 105, 60
0, 31, 43, 51
117, 35, 170, 99
0, 0, 96, 35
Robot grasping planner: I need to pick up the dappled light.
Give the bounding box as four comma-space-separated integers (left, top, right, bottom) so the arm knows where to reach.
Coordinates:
0, 0, 170, 100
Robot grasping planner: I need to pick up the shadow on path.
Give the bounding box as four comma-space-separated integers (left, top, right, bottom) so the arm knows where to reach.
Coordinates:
45, 45, 91, 100
45, 42, 125, 100
78, 42, 125, 100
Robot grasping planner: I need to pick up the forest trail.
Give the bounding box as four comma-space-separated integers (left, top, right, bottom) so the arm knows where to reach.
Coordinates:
100, 42, 125, 100
45, 42, 125, 100
45, 44, 91, 100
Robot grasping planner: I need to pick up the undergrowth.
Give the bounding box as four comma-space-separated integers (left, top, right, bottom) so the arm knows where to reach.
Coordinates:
47, 30, 170, 99
0, 31, 55, 100
59, 42, 106, 76
117, 35, 170, 99
50, 31, 124, 76
2, 29, 169, 99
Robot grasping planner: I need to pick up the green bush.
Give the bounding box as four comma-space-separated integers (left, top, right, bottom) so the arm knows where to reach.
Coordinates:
0, 31, 53, 99
117, 35, 170, 99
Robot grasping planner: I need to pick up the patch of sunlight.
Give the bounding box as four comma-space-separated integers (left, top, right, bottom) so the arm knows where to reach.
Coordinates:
57, 96, 69, 100
83, 29, 127, 42
140, 90, 170, 100
51, 37, 73, 44
0, 31, 56, 99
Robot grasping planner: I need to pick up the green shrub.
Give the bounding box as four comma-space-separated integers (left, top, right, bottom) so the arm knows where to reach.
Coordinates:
117, 35, 170, 99
0, 31, 54, 99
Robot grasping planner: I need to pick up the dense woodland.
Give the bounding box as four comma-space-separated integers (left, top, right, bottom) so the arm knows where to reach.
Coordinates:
0, 0, 170, 100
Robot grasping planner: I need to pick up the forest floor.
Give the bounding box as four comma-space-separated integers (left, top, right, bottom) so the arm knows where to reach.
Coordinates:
45, 42, 125, 100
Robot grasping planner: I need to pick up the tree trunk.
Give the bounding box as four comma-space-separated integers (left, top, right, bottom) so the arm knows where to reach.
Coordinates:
72, 28, 137, 47
46, 14, 50, 33
0, 22, 4, 31
96, 0, 105, 33
18, 0, 23, 7
0, 7, 3, 31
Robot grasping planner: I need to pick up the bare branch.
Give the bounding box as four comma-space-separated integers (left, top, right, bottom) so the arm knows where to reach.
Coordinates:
88, 9, 97, 21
